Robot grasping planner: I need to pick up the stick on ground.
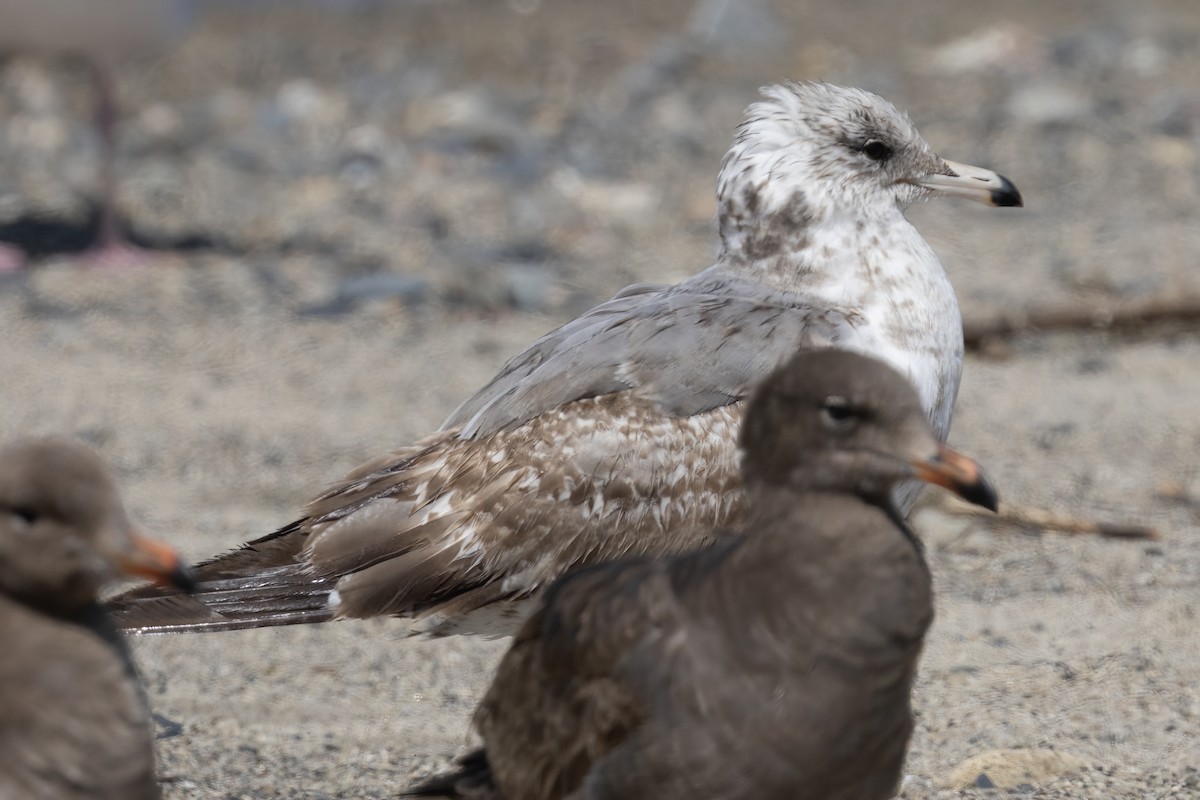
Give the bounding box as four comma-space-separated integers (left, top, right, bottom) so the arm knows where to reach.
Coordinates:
935, 494, 1160, 540
963, 293, 1200, 351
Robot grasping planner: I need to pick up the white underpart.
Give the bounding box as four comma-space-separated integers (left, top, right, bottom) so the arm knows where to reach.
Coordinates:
799, 214, 961, 441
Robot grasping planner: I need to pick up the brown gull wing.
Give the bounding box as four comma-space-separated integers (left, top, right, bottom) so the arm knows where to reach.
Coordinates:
108, 278, 858, 633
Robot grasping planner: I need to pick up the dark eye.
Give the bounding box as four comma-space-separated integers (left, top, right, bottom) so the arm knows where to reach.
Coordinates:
820, 396, 860, 429
861, 139, 892, 161
8, 507, 38, 526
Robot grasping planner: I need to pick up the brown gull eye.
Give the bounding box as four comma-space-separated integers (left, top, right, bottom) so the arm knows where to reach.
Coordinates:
820, 396, 860, 430
861, 139, 892, 161
8, 506, 39, 527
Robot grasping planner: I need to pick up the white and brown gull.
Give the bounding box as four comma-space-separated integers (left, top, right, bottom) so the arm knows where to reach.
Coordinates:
108, 82, 1022, 635
403, 350, 999, 800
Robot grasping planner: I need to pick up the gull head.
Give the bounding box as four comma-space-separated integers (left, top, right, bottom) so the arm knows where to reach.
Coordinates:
740, 349, 998, 513
717, 82, 1021, 257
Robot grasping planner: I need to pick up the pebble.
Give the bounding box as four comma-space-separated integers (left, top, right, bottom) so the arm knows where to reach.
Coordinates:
1005, 82, 1092, 127
940, 749, 1088, 790
924, 24, 1043, 75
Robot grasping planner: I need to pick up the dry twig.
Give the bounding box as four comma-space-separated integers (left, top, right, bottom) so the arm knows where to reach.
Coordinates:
963, 293, 1200, 351
935, 494, 1160, 540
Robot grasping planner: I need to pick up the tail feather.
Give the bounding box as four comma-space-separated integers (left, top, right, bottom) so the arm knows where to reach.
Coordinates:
105, 522, 336, 634
107, 570, 338, 634
104, 518, 521, 635
403, 750, 498, 799
188, 521, 309, 580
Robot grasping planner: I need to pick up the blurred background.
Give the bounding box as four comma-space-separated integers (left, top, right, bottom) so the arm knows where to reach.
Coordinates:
0, 0, 1197, 797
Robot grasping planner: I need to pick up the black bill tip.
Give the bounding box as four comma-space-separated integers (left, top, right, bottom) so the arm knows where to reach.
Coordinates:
990, 174, 1023, 208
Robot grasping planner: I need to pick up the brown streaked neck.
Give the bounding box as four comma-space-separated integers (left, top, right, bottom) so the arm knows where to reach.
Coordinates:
715, 192, 922, 300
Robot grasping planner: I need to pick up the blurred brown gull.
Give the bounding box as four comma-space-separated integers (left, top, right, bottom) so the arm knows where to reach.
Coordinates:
108, 82, 1022, 636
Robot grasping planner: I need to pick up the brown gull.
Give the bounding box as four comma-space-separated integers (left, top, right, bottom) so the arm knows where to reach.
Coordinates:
0, 438, 194, 800
403, 349, 998, 800
108, 82, 1021, 635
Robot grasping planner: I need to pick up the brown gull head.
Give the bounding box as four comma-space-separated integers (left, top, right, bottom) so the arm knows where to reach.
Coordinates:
0, 438, 193, 612
740, 347, 998, 512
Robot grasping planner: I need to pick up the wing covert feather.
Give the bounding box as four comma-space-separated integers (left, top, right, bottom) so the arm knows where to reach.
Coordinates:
446, 274, 859, 439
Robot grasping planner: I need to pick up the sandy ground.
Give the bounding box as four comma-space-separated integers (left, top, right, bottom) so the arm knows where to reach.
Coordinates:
1, 0, 1198, 797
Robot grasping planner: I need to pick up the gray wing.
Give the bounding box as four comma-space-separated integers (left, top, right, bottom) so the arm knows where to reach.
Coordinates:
444, 272, 863, 439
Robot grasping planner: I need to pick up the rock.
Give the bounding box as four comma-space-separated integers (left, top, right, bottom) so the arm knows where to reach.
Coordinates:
686, 0, 782, 52
1121, 36, 1168, 77
923, 24, 1043, 75
300, 273, 430, 317
442, 254, 557, 313
272, 78, 348, 135
974, 772, 997, 789
1146, 136, 1195, 170
136, 102, 186, 144
941, 749, 1089, 790
553, 170, 661, 227
1151, 90, 1200, 137
1006, 81, 1092, 127
406, 87, 529, 154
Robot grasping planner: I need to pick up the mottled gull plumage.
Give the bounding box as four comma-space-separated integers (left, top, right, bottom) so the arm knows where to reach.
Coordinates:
108, 81, 1021, 635
402, 349, 998, 800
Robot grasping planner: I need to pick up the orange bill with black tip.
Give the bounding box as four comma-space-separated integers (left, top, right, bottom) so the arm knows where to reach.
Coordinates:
910, 443, 999, 512
115, 533, 196, 593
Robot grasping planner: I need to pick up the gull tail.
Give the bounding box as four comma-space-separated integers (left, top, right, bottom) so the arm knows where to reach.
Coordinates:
105, 522, 336, 634
402, 750, 498, 799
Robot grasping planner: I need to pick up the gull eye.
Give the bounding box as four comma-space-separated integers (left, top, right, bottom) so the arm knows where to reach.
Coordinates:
8, 507, 39, 527
861, 139, 892, 161
820, 396, 860, 430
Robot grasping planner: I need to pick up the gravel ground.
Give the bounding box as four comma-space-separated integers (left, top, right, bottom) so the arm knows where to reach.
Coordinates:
1, 0, 1198, 797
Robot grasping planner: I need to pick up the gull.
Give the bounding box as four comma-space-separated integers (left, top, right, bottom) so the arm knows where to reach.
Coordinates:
0, 438, 194, 800
403, 349, 998, 800
108, 82, 1021, 636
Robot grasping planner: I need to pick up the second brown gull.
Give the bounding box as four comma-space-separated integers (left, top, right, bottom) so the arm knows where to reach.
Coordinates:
109, 81, 1021, 635
404, 350, 998, 800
